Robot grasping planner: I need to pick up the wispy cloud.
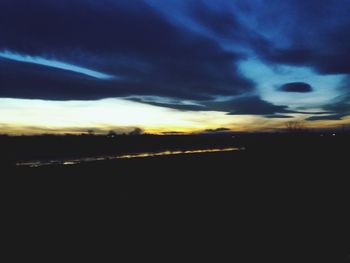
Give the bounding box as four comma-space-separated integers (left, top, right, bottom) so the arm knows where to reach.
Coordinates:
0, 50, 115, 80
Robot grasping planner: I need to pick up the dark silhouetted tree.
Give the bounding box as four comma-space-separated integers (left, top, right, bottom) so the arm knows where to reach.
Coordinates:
87, 129, 95, 136
129, 128, 143, 136
285, 121, 306, 133
107, 130, 117, 138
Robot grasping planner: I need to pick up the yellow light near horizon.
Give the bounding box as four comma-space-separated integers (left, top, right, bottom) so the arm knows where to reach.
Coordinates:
0, 98, 237, 134
0, 98, 349, 135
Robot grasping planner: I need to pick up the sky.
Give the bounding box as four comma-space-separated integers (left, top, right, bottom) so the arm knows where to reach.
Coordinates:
1, 0, 350, 134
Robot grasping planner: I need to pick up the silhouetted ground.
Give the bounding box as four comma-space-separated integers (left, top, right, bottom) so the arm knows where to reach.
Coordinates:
1, 133, 349, 262
0, 133, 241, 164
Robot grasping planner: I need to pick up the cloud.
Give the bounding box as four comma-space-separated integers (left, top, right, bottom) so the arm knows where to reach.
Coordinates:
279, 82, 313, 93
252, 0, 350, 76
222, 96, 294, 115
264, 115, 294, 119
0, 0, 253, 101
203, 127, 231, 133
306, 92, 350, 121
190, 2, 241, 38
161, 131, 185, 135
1, 0, 349, 122
306, 114, 346, 121
127, 95, 296, 116
126, 96, 206, 111
0, 60, 115, 100
0, 50, 114, 79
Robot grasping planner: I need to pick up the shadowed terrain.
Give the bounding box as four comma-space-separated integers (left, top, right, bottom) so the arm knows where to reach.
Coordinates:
2, 133, 349, 262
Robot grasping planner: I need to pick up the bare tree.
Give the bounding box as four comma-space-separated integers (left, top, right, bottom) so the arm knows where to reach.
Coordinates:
129, 127, 143, 136
285, 121, 306, 133
107, 130, 117, 138
87, 129, 95, 136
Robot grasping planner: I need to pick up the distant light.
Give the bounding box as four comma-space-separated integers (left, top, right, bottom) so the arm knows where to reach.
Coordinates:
332, 133, 336, 136
0, 50, 115, 80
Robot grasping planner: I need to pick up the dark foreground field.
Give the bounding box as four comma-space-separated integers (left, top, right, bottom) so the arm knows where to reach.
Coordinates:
2, 134, 350, 262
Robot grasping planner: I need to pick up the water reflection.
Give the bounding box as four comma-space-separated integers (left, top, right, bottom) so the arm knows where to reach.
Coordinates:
16, 147, 242, 168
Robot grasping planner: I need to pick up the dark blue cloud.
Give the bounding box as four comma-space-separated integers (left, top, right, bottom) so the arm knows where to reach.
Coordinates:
306, 114, 346, 121
264, 115, 294, 119
189, 2, 242, 38
254, 0, 350, 75
279, 82, 313, 93
223, 96, 294, 115
0, 0, 349, 118
309, 105, 350, 121
129, 95, 296, 116
0, 0, 253, 101
307, 90, 350, 120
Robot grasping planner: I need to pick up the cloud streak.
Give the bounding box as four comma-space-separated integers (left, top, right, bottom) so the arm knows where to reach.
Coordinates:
0, 50, 115, 79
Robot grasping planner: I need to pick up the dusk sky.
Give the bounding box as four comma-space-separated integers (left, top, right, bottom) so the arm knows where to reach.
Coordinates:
1, 0, 350, 134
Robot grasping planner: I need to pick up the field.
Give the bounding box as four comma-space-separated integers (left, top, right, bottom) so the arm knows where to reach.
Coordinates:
2, 133, 349, 261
